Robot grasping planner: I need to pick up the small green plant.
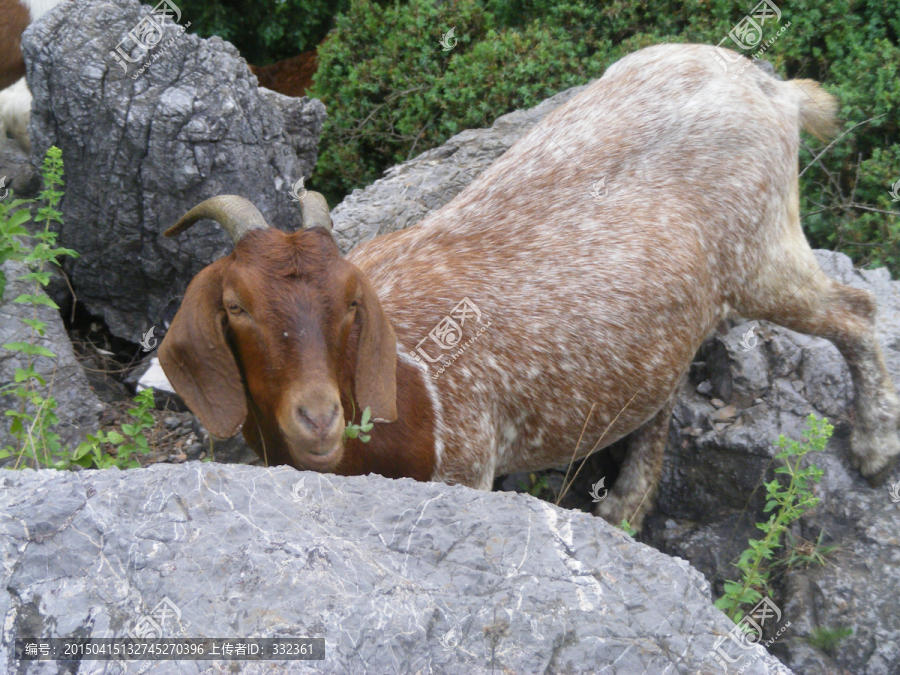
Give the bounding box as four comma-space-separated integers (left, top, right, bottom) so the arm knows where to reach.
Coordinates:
344, 404, 373, 442
71, 389, 157, 470
0, 146, 78, 469
808, 626, 853, 655
715, 414, 832, 621
619, 519, 637, 537
517, 472, 551, 498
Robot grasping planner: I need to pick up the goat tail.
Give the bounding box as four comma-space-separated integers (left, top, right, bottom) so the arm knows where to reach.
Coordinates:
790, 79, 840, 142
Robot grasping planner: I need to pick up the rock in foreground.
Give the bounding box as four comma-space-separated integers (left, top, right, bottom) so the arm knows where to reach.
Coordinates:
0, 463, 791, 674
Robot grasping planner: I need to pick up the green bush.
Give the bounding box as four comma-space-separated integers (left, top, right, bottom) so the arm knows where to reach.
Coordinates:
309, 0, 900, 271
178, 0, 351, 65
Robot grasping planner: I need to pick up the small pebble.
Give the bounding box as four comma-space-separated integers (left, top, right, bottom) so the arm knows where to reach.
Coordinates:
171, 453, 187, 463
185, 443, 205, 460
697, 381, 712, 395
710, 398, 725, 408
163, 416, 180, 430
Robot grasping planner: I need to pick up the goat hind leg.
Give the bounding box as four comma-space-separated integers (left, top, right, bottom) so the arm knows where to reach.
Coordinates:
741, 267, 900, 485
595, 394, 675, 532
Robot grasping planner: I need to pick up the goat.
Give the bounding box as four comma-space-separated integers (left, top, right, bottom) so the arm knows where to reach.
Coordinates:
0, 0, 67, 150
160, 44, 900, 530
0, 77, 32, 152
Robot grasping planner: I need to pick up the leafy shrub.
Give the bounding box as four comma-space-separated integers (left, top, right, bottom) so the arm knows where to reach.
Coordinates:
0, 149, 157, 471
715, 415, 832, 621
179, 0, 351, 65
0, 147, 78, 469
71, 389, 156, 470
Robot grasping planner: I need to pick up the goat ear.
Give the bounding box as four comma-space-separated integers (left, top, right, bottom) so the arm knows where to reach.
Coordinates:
354, 269, 398, 422
159, 259, 247, 438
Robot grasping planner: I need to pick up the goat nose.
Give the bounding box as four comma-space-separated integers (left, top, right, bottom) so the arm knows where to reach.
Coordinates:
297, 403, 340, 437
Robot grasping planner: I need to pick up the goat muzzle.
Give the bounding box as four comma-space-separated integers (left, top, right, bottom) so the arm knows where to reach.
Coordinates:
277, 386, 345, 469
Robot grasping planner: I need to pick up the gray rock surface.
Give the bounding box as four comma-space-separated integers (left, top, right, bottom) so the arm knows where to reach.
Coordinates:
0, 144, 40, 200
0, 463, 793, 674
0, 260, 104, 463
22, 0, 326, 343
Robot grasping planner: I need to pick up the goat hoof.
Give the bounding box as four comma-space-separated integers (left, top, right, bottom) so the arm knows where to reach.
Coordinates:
864, 453, 900, 488
594, 494, 645, 532
852, 426, 900, 486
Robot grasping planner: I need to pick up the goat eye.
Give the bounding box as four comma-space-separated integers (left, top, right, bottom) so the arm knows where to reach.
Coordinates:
226, 303, 243, 314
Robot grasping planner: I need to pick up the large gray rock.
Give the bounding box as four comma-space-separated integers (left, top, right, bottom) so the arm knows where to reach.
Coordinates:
22, 0, 326, 343
0, 260, 104, 463
0, 463, 793, 674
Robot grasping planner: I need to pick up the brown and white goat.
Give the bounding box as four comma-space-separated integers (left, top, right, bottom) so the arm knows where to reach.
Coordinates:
160, 44, 900, 529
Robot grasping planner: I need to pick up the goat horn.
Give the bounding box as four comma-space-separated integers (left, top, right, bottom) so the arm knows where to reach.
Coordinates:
163, 195, 270, 242
300, 191, 333, 232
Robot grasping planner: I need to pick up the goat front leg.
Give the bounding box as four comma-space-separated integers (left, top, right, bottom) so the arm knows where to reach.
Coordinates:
595, 394, 675, 532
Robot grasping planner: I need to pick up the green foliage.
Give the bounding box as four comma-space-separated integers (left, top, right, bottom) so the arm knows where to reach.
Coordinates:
71, 389, 157, 470
715, 414, 833, 621
778, 528, 838, 571
619, 519, 637, 537
517, 471, 551, 498
0, 147, 79, 469
344, 404, 373, 442
808, 625, 853, 654
310, 0, 900, 271
178, 0, 351, 65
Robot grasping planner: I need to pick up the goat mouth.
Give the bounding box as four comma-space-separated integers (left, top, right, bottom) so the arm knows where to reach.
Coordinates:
293, 440, 343, 470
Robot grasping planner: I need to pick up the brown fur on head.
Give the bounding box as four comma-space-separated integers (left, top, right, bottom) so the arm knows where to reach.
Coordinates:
159, 226, 398, 472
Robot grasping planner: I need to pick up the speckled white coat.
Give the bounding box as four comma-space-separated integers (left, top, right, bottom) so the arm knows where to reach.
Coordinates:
348, 44, 900, 524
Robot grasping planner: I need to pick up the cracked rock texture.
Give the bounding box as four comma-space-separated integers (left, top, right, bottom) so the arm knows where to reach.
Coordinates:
22, 0, 326, 343
0, 463, 792, 674
0, 260, 104, 459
